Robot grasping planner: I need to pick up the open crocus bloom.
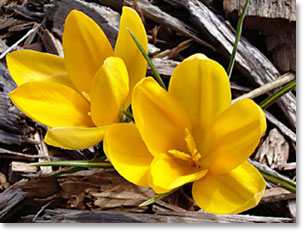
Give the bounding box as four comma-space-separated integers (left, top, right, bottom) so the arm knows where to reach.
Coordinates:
7, 7, 147, 150
104, 54, 267, 215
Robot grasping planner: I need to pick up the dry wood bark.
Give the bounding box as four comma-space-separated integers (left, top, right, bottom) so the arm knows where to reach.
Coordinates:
223, 0, 296, 21
19, 208, 292, 223
7, 161, 38, 183
163, 0, 296, 131
255, 128, 289, 170
223, 0, 296, 73
125, 0, 214, 50
0, 179, 27, 222
260, 187, 296, 204
0, 63, 36, 147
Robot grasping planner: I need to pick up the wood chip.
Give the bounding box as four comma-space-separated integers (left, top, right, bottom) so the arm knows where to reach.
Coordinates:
223, 0, 296, 21
0, 172, 9, 192
261, 187, 296, 204
19, 208, 293, 223
8, 161, 38, 183
255, 128, 289, 169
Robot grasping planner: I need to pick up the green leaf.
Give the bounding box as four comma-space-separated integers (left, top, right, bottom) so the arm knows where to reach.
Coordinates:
30, 160, 112, 168
48, 167, 86, 177
127, 28, 167, 90
259, 80, 296, 110
122, 110, 134, 122
227, 0, 249, 79
139, 189, 177, 207
257, 168, 296, 194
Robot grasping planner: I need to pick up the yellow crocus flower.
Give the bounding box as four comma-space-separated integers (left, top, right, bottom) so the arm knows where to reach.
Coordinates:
104, 54, 267, 215
7, 7, 147, 150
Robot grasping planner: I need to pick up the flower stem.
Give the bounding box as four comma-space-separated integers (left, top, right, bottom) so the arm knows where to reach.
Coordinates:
139, 188, 177, 207
227, 0, 249, 79
259, 80, 296, 110
30, 160, 112, 168
122, 110, 135, 122
127, 28, 167, 90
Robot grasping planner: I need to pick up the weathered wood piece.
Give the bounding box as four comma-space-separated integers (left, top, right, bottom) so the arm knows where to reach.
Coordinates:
287, 199, 296, 222
261, 187, 296, 204
223, 0, 296, 73
19, 208, 292, 223
149, 57, 180, 78
0, 39, 9, 54
93, 0, 124, 10
56, 168, 154, 211
223, 0, 296, 21
0, 179, 27, 222
7, 161, 38, 183
125, 0, 214, 50
164, 0, 296, 130
255, 128, 289, 170
0, 63, 35, 147
41, 29, 64, 56
0, 172, 9, 192
264, 111, 296, 142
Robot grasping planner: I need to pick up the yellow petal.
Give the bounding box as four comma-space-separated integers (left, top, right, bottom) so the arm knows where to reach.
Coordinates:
9, 82, 94, 128
104, 123, 153, 187
90, 57, 129, 126
63, 10, 114, 94
192, 161, 266, 215
114, 7, 148, 108
132, 77, 191, 156
45, 126, 107, 150
6, 50, 74, 89
149, 157, 207, 194
168, 55, 231, 147
201, 98, 267, 174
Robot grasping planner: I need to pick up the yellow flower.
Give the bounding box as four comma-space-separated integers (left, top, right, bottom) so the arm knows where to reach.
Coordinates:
7, 7, 147, 150
104, 54, 267, 215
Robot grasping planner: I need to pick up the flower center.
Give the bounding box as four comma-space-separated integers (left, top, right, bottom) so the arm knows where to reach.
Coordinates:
168, 128, 202, 168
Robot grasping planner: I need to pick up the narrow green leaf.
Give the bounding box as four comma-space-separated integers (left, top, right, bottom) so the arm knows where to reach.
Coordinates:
30, 160, 112, 168
47, 167, 86, 177
122, 110, 135, 122
227, 0, 249, 79
257, 168, 296, 194
259, 80, 296, 110
127, 28, 167, 90
139, 189, 177, 207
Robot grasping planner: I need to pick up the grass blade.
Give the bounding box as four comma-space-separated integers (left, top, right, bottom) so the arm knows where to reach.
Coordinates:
127, 28, 167, 90
48, 167, 86, 177
139, 189, 177, 207
122, 110, 134, 122
259, 80, 296, 110
257, 168, 296, 194
30, 160, 112, 168
227, 0, 249, 79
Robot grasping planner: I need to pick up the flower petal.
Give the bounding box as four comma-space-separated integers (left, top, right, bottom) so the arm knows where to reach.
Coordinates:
201, 98, 267, 174
104, 123, 153, 187
149, 157, 207, 194
168, 54, 231, 147
132, 77, 191, 156
45, 126, 107, 150
192, 161, 266, 215
90, 57, 129, 126
6, 50, 74, 88
63, 10, 114, 94
9, 82, 94, 128
114, 7, 148, 107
